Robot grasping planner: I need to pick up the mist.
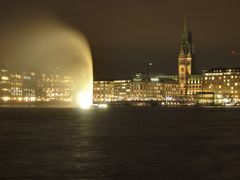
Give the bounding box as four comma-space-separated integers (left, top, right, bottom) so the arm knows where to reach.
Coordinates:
0, 10, 93, 107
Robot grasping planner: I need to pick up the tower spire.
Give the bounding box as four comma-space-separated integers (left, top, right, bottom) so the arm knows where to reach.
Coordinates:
182, 16, 188, 40
178, 16, 193, 96
180, 16, 189, 55
184, 16, 187, 36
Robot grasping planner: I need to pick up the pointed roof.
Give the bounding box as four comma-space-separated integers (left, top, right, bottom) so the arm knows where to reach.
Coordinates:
183, 16, 187, 37
179, 16, 193, 56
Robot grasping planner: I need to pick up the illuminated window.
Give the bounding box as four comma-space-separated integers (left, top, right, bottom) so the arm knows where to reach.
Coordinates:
1, 76, 9, 80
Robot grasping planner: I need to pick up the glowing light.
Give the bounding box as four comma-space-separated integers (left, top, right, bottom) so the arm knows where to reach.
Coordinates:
98, 104, 108, 109
2, 97, 10, 102
150, 78, 159, 82
1, 76, 9, 80
0, 15, 94, 107
77, 89, 93, 109
223, 98, 230, 104
231, 50, 240, 56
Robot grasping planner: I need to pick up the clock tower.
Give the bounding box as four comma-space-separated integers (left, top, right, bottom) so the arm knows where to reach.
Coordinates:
178, 17, 194, 95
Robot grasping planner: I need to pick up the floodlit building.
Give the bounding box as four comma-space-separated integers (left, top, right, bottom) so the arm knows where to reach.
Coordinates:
177, 17, 203, 97
196, 92, 224, 106
93, 80, 114, 102
8, 72, 23, 102
37, 72, 73, 102
202, 68, 240, 102
187, 75, 203, 97
93, 79, 132, 102
178, 17, 194, 95
22, 72, 37, 102
131, 80, 161, 101
161, 79, 179, 99
93, 76, 179, 103
113, 80, 132, 101
131, 74, 179, 101
0, 69, 11, 102
0, 68, 73, 104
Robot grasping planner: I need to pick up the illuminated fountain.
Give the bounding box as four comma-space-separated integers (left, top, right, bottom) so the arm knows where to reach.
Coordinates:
71, 33, 93, 109
1, 16, 93, 109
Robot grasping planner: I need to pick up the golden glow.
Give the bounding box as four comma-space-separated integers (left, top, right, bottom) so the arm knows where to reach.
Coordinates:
0, 15, 94, 108
98, 104, 108, 109
1, 76, 9, 80
2, 97, 10, 102
77, 88, 93, 109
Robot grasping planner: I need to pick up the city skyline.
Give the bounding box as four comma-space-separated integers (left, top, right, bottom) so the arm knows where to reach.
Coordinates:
1, 2, 240, 179
0, 0, 239, 79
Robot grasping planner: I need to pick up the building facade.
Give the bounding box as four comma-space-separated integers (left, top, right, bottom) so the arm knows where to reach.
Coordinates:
113, 80, 132, 101
37, 72, 73, 102
203, 68, 240, 102
131, 80, 162, 101
93, 80, 114, 102
0, 69, 11, 102
0, 68, 73, 104
177, 17, 202, 97
131, 73, 179, 101
93, 77, 179, 103
187, 75, 203, 97
93, 80, 132, 102
196, 92, 224, 106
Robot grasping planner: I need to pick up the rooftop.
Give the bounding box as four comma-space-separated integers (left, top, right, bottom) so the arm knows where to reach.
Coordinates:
206, 67, 240, 73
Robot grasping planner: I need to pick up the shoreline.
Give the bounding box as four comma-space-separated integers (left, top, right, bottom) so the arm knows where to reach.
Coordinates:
0, 104, 239, 108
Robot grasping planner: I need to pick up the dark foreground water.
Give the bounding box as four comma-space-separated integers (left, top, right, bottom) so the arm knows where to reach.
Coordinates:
1, 107, 240, 180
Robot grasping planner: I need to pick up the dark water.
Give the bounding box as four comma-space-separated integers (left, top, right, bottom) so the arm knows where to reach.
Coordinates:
1, 107, 240, 180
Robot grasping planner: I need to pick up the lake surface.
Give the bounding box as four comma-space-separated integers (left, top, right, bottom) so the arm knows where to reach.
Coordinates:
1, 107, 240, 179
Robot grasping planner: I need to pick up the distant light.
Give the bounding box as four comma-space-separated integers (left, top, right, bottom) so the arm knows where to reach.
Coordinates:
166, 96, 173, 101
2, 97, 10, 102
150, 78, 159, 82
231, 50, 240, 56
98, 104, 108, 109
223, 98, 230, 104
1, 76, 9, 81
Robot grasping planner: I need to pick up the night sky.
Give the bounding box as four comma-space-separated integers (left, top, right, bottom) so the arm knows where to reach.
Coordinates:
0, 0, 240, 79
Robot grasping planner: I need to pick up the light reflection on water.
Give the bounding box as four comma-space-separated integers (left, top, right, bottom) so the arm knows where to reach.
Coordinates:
0, 107, 240, 179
